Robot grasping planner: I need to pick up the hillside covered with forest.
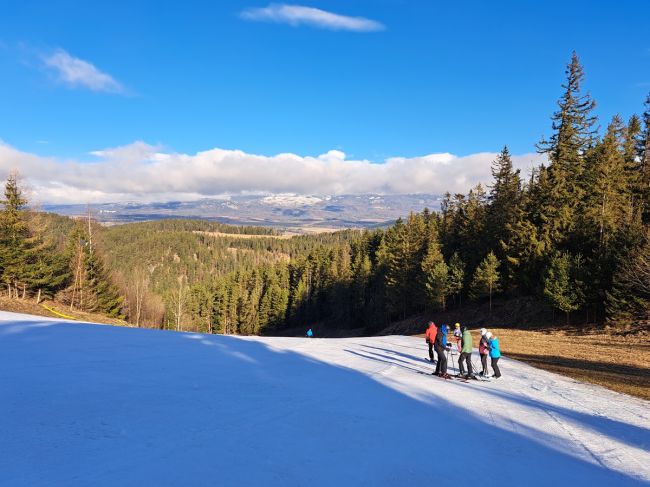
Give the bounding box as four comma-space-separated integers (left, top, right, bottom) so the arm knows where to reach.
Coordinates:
1, 54, 649, 336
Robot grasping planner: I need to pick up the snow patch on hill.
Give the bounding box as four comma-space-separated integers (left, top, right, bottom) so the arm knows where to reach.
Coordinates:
261, 194, 323, 207
0, 311, 648, 486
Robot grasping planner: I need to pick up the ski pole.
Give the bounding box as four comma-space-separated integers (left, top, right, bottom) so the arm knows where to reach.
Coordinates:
471, 355, 481, 375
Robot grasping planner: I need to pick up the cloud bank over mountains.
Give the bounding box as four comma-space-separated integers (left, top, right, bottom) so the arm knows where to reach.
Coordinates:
0, 141, 545, 204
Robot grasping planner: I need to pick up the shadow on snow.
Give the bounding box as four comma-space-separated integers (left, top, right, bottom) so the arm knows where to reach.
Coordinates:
0, 319, 646, 487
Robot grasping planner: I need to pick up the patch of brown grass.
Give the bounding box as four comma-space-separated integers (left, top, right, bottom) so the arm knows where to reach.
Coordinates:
0, 297, 128, 327
473, 328, 650, 401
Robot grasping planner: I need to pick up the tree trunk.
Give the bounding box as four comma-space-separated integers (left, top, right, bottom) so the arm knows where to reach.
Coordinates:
21, 284, 26, 300
36, 288, 42, 305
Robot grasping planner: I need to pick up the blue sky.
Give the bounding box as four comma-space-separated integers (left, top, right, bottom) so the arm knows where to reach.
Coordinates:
0, 1, 649, 202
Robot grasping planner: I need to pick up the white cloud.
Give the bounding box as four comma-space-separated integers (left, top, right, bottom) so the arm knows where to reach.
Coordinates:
0, 141, 545, 205
42, 49, 124, 94
241, 4, 385, 32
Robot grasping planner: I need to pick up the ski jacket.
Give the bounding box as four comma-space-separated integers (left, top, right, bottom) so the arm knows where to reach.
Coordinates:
479, 336, 489, 355
433, 326, 445, 350
461, 330, 473, 353
453, 329, 462, 351
435, 327, 448, 349
425, 324, 437, 343
489, 337, 501, 358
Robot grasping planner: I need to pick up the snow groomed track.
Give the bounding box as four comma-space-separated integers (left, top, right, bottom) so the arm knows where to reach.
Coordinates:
0, 311, 648, 486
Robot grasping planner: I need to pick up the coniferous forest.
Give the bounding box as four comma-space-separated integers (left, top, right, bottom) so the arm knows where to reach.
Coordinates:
1, 53, 649, 334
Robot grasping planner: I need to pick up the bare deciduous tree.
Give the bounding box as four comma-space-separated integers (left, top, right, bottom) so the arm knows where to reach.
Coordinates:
169, 275, 188, 331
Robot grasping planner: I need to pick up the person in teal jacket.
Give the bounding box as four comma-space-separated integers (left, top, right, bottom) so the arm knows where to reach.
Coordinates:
458, 326, 474, 377
486, 331, 501, 378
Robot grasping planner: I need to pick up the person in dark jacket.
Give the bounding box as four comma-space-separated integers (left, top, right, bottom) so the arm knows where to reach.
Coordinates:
433, 325, 450, 378
458, 326, 474, 378
424, 322, 437, 363
478, 328, 489, 376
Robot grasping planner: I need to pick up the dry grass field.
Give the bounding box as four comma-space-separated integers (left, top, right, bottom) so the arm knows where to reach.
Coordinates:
0, 297, 128, 327
469, 325, 650, 400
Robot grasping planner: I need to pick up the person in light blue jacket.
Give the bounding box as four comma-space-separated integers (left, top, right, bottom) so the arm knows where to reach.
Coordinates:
486, 331, 501, 378
306, 328, 313, 338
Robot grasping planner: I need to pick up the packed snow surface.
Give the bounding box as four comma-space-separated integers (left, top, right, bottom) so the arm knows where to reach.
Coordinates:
1, 311, 649, 486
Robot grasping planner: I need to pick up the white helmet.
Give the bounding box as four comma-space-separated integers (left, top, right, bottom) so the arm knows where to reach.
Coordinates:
486, 331, 493, 339
480, 328, 487, 336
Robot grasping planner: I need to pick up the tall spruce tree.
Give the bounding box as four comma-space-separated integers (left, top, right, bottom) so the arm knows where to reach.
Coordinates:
0, 173, 32, 298
487, 146, 523, 288
421, 239, 448, 310
66, 220, 123, 317
606, 229, 650, 321
25, 239, 70, 303
378, 214, 428, 319
537, 52, 598, 248
447, 251, 465, 306
623, 114, 643, 222
470, 251, 501, 313
639, 93, 650, 223
581, 115, 632, 250
458, 184, 488, 271
544, 252, 585, 325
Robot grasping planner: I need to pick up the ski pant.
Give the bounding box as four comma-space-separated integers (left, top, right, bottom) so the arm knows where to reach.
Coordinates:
459, 352, 473, 375
491, 357, 501, 378
435, 346, 447, 374
480, 354, 488, 374
427, 342, 435, 362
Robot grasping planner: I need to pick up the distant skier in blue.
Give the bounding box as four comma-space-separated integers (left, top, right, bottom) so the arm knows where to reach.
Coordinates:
306, 328, 313, 338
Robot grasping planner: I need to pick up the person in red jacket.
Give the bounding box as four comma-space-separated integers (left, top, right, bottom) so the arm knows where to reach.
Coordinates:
425, 321, 437, 363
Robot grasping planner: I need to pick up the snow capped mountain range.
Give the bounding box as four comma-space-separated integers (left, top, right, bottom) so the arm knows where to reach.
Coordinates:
43, 194, 443, 229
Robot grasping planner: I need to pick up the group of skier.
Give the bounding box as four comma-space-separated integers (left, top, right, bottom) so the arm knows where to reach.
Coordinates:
424, 321, 501, 380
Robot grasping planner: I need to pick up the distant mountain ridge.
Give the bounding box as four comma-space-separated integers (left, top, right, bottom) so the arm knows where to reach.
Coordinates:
43, 193, 443, 230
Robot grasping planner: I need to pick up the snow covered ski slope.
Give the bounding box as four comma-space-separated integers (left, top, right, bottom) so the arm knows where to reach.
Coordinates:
0, 311, 649, 486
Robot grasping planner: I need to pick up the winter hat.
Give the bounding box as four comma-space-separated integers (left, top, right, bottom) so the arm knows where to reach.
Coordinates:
486, 331, 493, 339
455, 323, 461, 328
480, 328, 487, 336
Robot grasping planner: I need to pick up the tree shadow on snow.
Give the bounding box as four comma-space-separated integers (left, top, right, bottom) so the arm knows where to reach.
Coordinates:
464, 381, 650, 452
0, 319, 647, 487
359, 342, 650, 449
